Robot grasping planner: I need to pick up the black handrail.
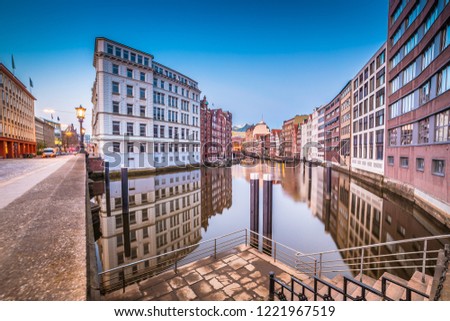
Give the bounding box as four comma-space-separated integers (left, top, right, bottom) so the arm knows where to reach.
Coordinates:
381, 276, 429, 301
343, 276, 392, 301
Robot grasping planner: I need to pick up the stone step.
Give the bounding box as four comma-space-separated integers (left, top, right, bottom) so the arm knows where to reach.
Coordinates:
381, 272, 408, 300
348, 274, 378, 300
406, 271, 433, 301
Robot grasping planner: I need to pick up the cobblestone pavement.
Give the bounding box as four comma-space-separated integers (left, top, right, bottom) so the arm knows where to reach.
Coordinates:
105, 245, 305, 301
0, 155, 87, 300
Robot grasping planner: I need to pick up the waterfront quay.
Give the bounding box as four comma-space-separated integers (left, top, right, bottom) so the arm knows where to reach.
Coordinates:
0, 156, 87, 300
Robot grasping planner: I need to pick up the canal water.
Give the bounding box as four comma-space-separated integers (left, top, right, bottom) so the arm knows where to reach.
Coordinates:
94, 162, 449, 289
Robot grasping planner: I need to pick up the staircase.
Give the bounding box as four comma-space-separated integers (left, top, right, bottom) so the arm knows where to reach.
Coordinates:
270, 270, 433, 301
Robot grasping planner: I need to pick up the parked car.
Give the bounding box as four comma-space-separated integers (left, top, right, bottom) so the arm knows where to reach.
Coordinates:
42, 148, 56, 158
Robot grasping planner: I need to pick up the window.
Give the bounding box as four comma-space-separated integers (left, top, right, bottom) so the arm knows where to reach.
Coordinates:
140, 143, 146, 153
113, 142, 120, 152
418, 118, 429, 144
115, 47, 121, 57
127, 142, 134, 153
106, 43, 113, 54
127, 122, 134, 136
443, 24, 450, 49
407, 2, 422, 27
422, 45, 435, 70
123, 50, 129, 60
130, 52, 136, 62
116, 235, 123, 246
144, 57, 149, 66
376, 88, 385, 107
402, 92, 415, 114
115, 214, 122, 228
127, 85, 133, 97
388, 156, 394, 166
140, 105, 146, 117
432, 159, 445, 176
160, 80, 164, 89
404, 33, 418, 56
419, 81, 431, 105
400, 157, 409, 168
140, 124, 146, 137
391, 75, 400, 93
140, 72, 145, 81
112, 82, 119, 94
142, 209, 148, 221
389, 128, 398, 146
437, 65, 450, 95
376, 129, 384, 160
391, 0, 408, 25
130, 211, 136, 224
403, 62, 416, 84
127, 69, 133, 78
416, 158, 425, 172
127, 104, 133, 115
140, 88, 146, 100
377, 50, 385, 68
113, 101, 119, 113
112, 121, 120, 135
435, 109, 450, 142
160, 125, 165, 138
376, 69, 385, 87
401, 124, 413, 145
137, 55, 143, 64
153, 125, 158, 138
424, 6, 438, 33
375, 109, 384, 126
112, 64, 119, 75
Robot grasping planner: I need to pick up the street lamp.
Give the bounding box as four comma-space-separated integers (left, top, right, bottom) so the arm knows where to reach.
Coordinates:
75, 105, 86, 153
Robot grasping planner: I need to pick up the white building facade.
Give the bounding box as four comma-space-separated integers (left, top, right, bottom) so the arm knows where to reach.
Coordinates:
92, 38, 201, 170
350, 44, 387, 175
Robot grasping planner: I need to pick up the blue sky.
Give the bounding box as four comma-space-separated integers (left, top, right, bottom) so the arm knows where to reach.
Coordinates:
0, 0, 388, 132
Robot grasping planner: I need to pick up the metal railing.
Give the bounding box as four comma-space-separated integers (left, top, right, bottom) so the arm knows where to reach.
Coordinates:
99, 228, 303, 294
269, 272, 430, 301
295, 235, 450, 281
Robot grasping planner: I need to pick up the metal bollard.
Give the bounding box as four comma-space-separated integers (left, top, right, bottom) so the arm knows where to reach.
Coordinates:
250, 173, 259, 248
269, 272, 275, 301
121, 167, 131, 258
263, 174, 273, 255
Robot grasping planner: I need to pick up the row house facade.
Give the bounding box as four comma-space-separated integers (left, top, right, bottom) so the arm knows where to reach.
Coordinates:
91, 37, 201, 170
200, 96, 232, 163
385, 0, 450, 203
0, 63, 36, 158
281, 114, 308, 159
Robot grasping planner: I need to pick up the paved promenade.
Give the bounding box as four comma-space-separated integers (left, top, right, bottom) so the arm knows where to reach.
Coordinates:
0, 155, 87, 300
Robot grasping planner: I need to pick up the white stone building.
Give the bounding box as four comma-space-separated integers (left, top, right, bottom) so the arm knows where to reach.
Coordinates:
92, 38, 201, 170
350, 44, 387, 175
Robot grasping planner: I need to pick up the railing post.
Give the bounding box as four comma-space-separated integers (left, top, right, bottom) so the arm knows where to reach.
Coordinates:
174, 253, 178, 274
269, 272, 275, 301
319, 253, 323, 278
121, 268, 125, 293
273, 241, 277, 262
381, 278, 387, 298
314, 259, 317, 276
360, 248, 364, 282
104, 161, 111, 217
422, 240, 428, 283
214, 238, 217, 260
245, 229, 248, 247
343, 278, 348, 301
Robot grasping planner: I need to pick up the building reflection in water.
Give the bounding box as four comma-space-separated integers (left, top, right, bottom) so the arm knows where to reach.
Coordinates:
96, 170, 202, 284
200, 167, 232, 231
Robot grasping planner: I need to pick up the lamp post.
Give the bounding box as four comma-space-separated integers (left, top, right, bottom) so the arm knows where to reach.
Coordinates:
75, 105, 86, 153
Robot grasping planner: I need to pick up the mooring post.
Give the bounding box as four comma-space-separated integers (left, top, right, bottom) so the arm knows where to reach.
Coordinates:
250, 173, 259, 248
105, 161, 111, 217
121, 167, 131, 258
326, 162, 332, 196
263, 174, 273, 255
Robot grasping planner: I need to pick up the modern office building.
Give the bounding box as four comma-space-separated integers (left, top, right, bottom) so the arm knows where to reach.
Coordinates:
200, 96, 232, 163
35, 117, 56, 149
0, 63, 36, 158
91, 37, 201, 170
351, 44, 387, 176
385, 0, 449, 203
